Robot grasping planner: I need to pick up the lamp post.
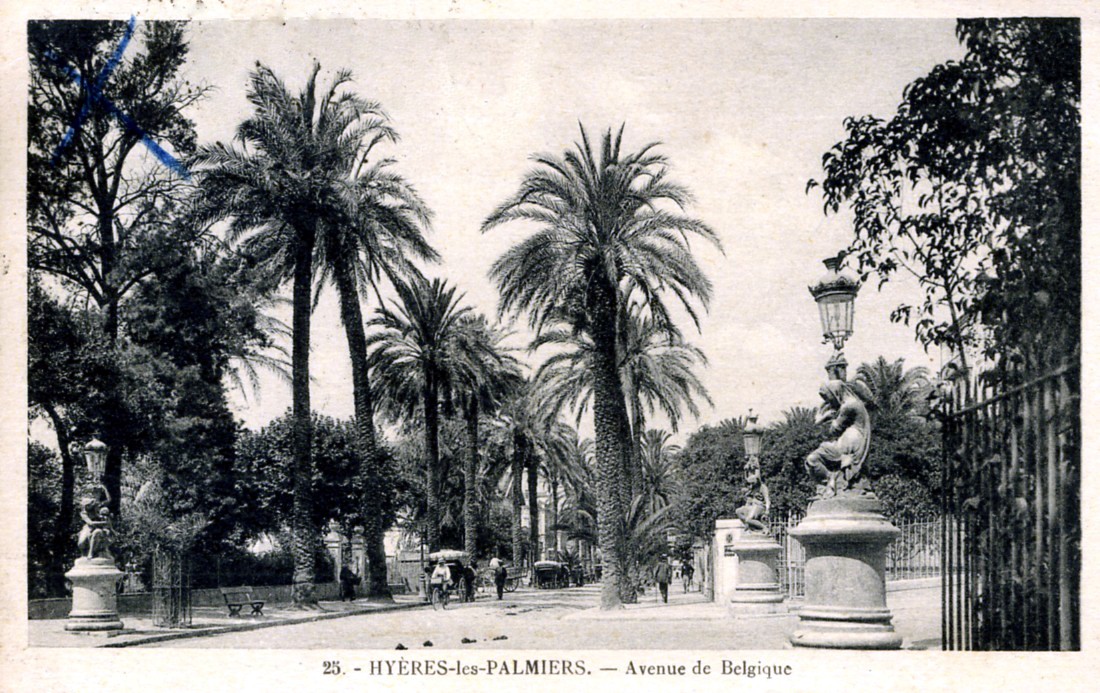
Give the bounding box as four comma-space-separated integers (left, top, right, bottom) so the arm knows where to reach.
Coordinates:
726, 409, 784, 615
742, 409, 763, 463
788, 255, 901, 649
64, 436, 124, 633
809, 254, 860, 380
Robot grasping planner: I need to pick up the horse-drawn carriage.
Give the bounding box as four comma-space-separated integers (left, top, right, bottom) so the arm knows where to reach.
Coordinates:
533, 560, 572, 589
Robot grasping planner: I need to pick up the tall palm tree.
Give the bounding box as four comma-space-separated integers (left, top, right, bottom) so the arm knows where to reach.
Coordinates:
313, 149, 436, 599
484, 124, 719, 608
367, 276, 470, 551
449, 315, 523, 558
855, 357, 932, 420
638, 429, 682, 515
192, 62, 381, 605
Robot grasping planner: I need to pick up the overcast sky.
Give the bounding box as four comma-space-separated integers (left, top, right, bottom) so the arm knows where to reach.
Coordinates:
179, 19, 964, 440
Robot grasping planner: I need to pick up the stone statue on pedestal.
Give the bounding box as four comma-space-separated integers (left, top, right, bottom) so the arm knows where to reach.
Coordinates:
804, 377, 874, 499
77, 486, 114, 560
735, 460, 770, 533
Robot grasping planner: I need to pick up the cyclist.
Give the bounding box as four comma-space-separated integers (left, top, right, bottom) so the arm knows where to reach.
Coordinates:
430, 560, 452, 605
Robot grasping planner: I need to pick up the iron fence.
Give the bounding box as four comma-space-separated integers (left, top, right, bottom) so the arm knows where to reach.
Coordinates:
769, 510, 941, 599
941, 360, 1080, 650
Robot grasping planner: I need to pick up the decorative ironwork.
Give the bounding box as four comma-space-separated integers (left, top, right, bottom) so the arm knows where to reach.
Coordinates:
152, 548, 192, 628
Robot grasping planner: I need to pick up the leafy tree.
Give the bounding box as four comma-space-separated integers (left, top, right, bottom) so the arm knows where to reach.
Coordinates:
28, 19, 206, 512
28, 442, 65, 598
669, 419, 746, 543
192, 62, 385, 604
812, 19, 1080, 370
232, 413, 401, 546
484, 124, 719, 608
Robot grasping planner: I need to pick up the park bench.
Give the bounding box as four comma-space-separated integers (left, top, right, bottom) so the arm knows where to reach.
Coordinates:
220, 587, 265, 617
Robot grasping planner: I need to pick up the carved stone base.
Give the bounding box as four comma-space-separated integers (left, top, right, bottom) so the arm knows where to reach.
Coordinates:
787, 495, 902, 649
728, 533, 786, 616
65, 557, 124, 632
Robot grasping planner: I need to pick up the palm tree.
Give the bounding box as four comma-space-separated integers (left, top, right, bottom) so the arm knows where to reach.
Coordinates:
449, 315, 523, 558
192, 63, 382, 605
533, 311, 710, 505
638, 429, 682, 515
484, 124, 718, 608
313, 137, 436, 599
367, 276, 471, 551
540, 425, 588, 556
855, 357, 932, 420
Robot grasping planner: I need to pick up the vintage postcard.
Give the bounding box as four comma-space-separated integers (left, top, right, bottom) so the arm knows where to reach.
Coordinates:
0, 0, 1095, 690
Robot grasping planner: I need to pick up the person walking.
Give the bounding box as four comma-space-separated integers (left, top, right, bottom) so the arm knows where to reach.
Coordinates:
654, 555, 673, 604
490, 554, 508, 600
682, 560, 694, 593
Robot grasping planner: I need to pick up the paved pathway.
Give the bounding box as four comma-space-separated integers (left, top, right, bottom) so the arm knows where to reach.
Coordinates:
132, 583, 940, 650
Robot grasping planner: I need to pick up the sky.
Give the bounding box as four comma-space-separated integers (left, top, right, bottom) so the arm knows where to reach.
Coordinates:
178, 19, 964, 441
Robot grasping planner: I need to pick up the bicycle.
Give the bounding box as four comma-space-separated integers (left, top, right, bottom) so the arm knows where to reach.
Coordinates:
430, 583, 450, 610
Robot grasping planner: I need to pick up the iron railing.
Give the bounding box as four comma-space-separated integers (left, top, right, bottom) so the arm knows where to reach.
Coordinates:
768, 510, 940, 599
940, 360, 1080, 650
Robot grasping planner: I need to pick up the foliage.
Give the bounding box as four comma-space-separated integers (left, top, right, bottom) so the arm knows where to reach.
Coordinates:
812, 19, 1080, 368
232, 412, 403, 540
668, 419, 746, 543
28, 443, 65, 599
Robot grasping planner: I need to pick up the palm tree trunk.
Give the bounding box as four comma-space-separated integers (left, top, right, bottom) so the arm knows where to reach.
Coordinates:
589, 278, 628, 609
333, 258, 391, 600
511, 431, 526, 569
527, 452, 540, 562
424, 377, 441, 552
551, 478, 560, 554
463, 400, 480, 558
290, 231, 317, 606
631, 403, 645, 500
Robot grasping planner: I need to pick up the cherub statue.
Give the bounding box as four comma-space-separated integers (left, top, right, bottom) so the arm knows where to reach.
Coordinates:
736, 460, 771, 533
804, 377, 874, 499
77, 486, 114, 560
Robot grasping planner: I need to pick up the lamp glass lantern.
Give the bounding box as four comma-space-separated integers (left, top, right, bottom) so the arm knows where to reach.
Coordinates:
742, 409, 763, 458
809, 255, 860, 352
83, 437, 108, 481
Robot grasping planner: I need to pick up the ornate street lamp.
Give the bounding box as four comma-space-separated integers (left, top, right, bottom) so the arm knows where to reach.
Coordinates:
809, 253, 860, 380
64, 436, 124, 632
80, 436, 108, 481
742, 409, 763, 460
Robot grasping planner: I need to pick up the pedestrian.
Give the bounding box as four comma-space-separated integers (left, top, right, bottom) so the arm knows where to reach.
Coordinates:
340, 562, 358, 602
682, 560, 695, 593
654, 555, 673, 604
464, 561, 478, 602
491, 553, 507, 600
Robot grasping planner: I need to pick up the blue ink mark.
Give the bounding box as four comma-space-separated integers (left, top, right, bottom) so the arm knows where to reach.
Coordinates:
48, 16, 190, 180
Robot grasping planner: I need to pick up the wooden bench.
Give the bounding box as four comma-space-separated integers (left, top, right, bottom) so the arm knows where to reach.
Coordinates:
220, 587, 265, 617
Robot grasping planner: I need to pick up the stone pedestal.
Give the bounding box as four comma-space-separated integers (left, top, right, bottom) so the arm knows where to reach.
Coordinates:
65, 557, 124, 632
788, 495, 902, 649
727, 532, 785, 615
711, 518, 743, 603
